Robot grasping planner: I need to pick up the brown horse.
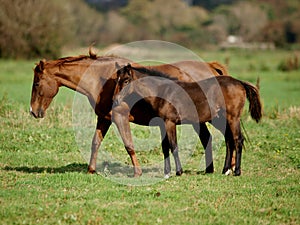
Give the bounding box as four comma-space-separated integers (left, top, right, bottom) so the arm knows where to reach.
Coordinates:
30, 50, 229, 177
112, 64, 262, 176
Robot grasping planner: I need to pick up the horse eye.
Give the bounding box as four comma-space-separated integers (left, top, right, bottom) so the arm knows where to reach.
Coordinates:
124, 80, 129, 85
34, 82, 39, 87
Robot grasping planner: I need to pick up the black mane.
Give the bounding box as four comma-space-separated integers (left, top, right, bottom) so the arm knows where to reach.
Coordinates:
131, 66, 177, 80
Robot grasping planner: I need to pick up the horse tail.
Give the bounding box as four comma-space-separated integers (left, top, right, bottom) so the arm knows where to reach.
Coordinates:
208, 61, 229, 76
241, 81, 262, 123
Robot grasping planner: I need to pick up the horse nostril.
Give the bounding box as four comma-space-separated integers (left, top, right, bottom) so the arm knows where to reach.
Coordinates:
37, 109, 44, 118
30, 110, 37, 118
30, 108, 44, 118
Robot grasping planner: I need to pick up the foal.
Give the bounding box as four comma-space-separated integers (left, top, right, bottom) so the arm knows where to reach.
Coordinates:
112, 64, 262, 176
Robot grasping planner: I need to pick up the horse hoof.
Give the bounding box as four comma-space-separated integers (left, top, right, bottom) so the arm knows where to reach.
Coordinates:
164, 173, 171, 179
205, 168, 214, 174
225, 169, 232, 176
234, 170, 241, 176
176, 169, 183, 176
206, 164, 214, 173
87, 166, 96, 174
134, 167, 142, 177
231, 166, 236, 171
134, 172, 142, 177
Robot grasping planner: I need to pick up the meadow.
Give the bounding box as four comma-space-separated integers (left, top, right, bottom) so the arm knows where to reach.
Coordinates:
0, 49, 299, 224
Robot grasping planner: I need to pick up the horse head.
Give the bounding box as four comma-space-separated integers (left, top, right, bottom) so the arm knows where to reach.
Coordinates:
30, 60, 59, 118
116, 63, 133, 87
112, 63, 135, 105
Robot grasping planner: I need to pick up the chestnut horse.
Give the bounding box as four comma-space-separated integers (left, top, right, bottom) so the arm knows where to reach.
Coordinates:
112, 64, 262, 176
30, 50, 228, 177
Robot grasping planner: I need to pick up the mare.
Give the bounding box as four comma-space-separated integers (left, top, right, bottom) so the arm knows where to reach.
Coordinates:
30, 50, 229, 177
112, 64, 262, 176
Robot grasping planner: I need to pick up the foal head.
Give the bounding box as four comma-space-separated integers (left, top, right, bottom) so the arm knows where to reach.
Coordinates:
30, 60, 59, 118
116, 63, 134, 90
113, 63, 135, 104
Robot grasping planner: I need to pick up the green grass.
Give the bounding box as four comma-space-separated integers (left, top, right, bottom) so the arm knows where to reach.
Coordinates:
0, 49, 300, 224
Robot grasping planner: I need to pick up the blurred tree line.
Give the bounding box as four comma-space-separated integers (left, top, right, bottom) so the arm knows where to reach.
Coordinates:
0, 0, 299, 59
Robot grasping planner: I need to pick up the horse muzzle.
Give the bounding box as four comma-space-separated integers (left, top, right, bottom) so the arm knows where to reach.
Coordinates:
30, 107, 44, 118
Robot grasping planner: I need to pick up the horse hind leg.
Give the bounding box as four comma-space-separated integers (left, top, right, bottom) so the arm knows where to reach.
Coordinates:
211, 117, 233, 175
159, 124, 171, 178
223, 134, 234, 175
225, 119, 244, 176
165, 120, 183, 176
234, 131, 244, 176
88, 117, 111, 174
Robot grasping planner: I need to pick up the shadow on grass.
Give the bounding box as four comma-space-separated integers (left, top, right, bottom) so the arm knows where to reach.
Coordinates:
98, 161, 162, 178
2, 162, 161, 177
3, 163, 88, 174
3, 163, 203, 177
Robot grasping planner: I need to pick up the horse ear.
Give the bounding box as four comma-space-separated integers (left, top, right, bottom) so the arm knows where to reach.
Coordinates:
35, 59, 45, 73
128, 65, 134, 77
115, 62, 121, 70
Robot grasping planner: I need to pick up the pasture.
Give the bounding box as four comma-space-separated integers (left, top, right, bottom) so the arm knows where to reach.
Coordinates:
0, 49, 299, 224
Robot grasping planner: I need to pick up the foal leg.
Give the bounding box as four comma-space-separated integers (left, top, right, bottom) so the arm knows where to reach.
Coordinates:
165, 120, 183, 176
218, 122, 235, 175
193, 123, 214, 173
159, 125, 171, 178
88, 117, 111, 174
233, 126, 244, 176
225, 119, 243, 176
212, 117, 233, 175
112, 103, 142, 177
222, 134, 234, 175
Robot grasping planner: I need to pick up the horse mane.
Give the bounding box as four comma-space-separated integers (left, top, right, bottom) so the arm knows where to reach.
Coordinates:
42, 48, 126, 68
131, 66, 177, 80
53, 55, 91, 65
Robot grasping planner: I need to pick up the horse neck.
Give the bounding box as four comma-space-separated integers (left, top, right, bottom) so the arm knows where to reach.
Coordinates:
130, 75, 162, 101
49, 58, 128, 100
47, 62, 93, 96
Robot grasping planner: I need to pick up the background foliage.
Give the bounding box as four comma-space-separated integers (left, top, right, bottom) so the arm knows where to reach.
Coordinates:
1, 0, 300, 59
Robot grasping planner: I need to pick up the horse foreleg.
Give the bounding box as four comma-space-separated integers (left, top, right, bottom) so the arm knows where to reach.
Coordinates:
112, 103, 142, 177
88, 117, 111, 174
194, 123, 214, 173
165, 120, 183, 176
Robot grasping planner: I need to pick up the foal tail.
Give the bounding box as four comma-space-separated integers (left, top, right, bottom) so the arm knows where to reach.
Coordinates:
241, 81, 262, 123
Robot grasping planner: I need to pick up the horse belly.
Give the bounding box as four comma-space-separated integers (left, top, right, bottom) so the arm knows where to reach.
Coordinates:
129, 100, 158, 126
173, 100, 209, 124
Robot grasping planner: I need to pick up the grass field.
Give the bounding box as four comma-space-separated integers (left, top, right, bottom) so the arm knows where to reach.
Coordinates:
0, 49, 299, 224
